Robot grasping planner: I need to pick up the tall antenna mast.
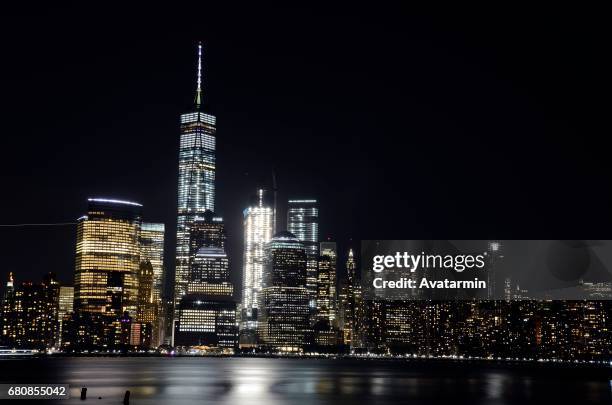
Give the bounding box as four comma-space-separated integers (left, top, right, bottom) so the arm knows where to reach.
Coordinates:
272, 170, 278, 233
195, 41, 203, 109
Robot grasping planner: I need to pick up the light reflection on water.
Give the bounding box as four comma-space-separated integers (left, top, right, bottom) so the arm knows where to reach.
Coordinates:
0, 357, 610, 405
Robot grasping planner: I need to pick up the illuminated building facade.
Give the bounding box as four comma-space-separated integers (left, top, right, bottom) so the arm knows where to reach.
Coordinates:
174, 295, 237, 349
317, 241, 338, 324
287, 199, 319, 306
137, 261, 155, 327
258, 232, 309, 352
139, 222, 165, 346
174, 211, 236, 348
187, 247, 233, 296
0, 273, 15, 345
486, 240, 502, 299
189, 210, 226, 254
240, 189, 274, 342
175, 42, 217, 317
339, 249, 364, 349
140, 223, 165, 305
0, 273, 60, 349
56, 285, 74, 347
74, 198, 142, 318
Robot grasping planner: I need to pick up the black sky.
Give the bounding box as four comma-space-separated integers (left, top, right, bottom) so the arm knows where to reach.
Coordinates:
0, 3, 609, 296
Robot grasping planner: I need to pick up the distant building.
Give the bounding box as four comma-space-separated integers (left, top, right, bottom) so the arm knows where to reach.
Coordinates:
174, 294, 236, 349
312, 242, 339, 349
140, 222, 165, 346
174, 213, 237, 349
56, 285, 74, 347
486, 240, 502, 299
187, 247, 233, 296
287, 199, 319, 307
0, 273, 16, 345
137, 261, 156, 334
317, 242, 338, 324
0, 273, 60, 349
258, 232, 309, 352
338, 249, 365, 350
240, 189, 274, 346
61, 312, 106, 352
74, 198, 142, 319
189, 210, 226, 254
175, 43, 217, 319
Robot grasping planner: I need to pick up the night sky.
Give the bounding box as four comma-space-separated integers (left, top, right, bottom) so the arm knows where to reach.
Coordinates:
0, 4, 609, 297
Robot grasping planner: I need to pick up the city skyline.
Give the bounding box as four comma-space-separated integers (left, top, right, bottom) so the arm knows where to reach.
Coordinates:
0, 6, 610, 405
2, 5, 608, 290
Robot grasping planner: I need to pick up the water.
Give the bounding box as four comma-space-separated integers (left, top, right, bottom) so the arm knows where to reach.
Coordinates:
0, 357, 610, 404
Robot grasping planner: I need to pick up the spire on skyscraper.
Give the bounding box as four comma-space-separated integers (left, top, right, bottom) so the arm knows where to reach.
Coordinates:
195, 41, 203, 109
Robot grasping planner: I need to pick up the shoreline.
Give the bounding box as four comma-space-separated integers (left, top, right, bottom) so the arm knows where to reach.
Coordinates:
1, 353, 610, 372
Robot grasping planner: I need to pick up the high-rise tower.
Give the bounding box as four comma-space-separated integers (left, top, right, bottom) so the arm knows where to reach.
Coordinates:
239, 189, 273, 345
287, 199, 319, 307
258, 231, 309, 352
317, 241, 337, 324
74, 198, 142, 318
175, 42, 217, 317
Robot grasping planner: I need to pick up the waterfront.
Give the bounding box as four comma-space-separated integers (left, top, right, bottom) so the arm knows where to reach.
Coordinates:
0, 357, 610, 404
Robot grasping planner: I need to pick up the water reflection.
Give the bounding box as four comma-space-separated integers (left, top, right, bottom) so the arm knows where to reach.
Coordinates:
0, 357, 610, 405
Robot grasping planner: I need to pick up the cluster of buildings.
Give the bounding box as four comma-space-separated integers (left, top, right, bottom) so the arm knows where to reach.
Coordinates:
0, 44, 610, 360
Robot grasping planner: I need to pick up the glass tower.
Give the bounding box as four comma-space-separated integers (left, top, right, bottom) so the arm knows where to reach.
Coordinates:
56, 285, 74, 347
175, 43, 217, 317
140, 223, 165, 307
74, 198, 142, 318
240, 189, 274, 341
174, 212, 236, 349
258, 231, 309, 352
140, 222, 165, 345
187, 247, 233, 297
318, 241, 338, 324
287, 199, 319, 306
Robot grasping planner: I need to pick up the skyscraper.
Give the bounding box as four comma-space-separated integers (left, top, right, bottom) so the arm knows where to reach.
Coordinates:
137, 261, 155, 328
175, 42, 217, 317
317, 241, 337, 324
287, 199, 319, 306
0, 273, 15, 345
186, 247, 234, 296
140, 223, 165, 307
56, 285, 74, 347
74, 198, 142, 318
0, 273, 60, 349
240, 189, 274, 345
339, 249, 364, 349
140, 222, 165, 345
174, 212, 236, 348
258, 231, 309, 352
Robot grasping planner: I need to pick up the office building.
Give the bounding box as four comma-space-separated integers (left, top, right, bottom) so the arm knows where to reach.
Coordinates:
187, 247, 233, 296
240, 189, 274, 344
56, 285, 74, 347
317, 241, 338, 324
0, 273, 60, 349
175, 42, 217, 317
287, 199, 319, 306
258, 231, 309, 352
174, 294, 237, 349
189, 210, 226, 254
74, 198, 142, 318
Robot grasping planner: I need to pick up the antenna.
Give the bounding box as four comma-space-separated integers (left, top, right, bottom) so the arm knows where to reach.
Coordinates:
272, 169, 278, 233
195, 42, 203, 109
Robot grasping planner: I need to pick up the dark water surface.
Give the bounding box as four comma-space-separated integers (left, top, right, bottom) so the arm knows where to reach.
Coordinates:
0, 357, 610, 404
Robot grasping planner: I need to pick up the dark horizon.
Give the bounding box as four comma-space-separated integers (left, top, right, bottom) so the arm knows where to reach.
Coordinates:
0, 4, 609, 296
